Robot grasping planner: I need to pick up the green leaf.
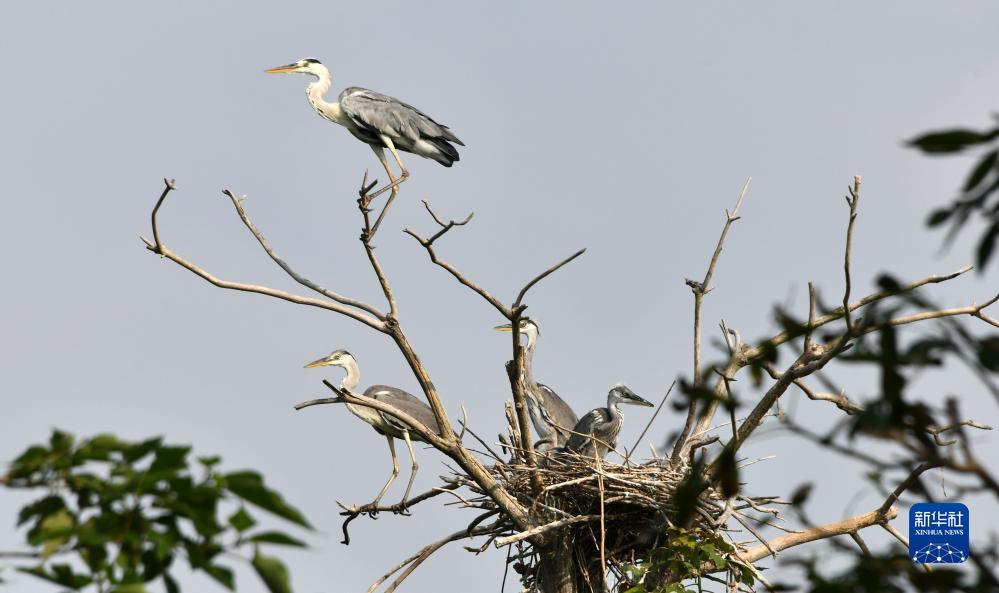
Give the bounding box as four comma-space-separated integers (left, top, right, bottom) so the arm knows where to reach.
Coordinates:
789, 482, 813, 507
164, 573, 181, 593
964, 149, 998, 191
198, 455, 222, 467
16, 495, 66, 527
247, 531, 307, 548
124, 437, 162, 463
978, 335, 999, 372
224, 471, 311, 529
253, 550, 293, 593
716, 447, 739, 498
228, 507, 256, 532
623, 586, 646, 593
49, 430, 74, 453
111, 585, 148, 593
925, 207, 954, 228
149, 446, 191, 474
975, 220, 999, 270
18, 564, 92, 589
908, 129, 994, 154
203, 563, 235, 591
12, 445, 49, 468
29, 508, 75, 549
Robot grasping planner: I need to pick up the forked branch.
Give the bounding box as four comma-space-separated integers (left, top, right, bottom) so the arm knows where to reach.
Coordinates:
140, 180, 385, 331
674, 177, 751, 459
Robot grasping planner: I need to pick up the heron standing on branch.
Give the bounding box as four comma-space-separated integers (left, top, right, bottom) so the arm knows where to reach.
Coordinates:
495, 318, 578, 451
265, 58, 464, 234
304, 349, 441, 507
564, 384, 653, 460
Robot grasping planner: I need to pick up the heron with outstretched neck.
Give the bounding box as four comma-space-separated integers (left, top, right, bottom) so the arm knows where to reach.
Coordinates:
304, 349, 441, 508
495, 318, 578, 451
564, 384, 653, 461
266, 58, 464, 234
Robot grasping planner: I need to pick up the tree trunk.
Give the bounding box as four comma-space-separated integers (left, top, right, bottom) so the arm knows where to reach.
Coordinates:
538, 539, 608, 593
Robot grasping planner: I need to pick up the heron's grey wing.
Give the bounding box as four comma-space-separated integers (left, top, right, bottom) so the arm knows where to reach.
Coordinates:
365, 385, 442, 437
339, 87, 464, 146
564, 409, 607, 453
537, 383, 578, 436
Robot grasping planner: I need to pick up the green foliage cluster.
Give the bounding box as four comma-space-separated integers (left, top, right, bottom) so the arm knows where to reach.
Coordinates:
785, 551, 998, 593
618, 528, 753, 593
908, 118, 999, 270
1, 430, 311, 593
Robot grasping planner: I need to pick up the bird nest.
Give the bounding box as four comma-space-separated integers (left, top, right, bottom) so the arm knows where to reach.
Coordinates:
448, 452, 773, 590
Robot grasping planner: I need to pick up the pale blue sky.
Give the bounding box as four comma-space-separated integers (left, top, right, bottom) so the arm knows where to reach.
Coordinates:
2, 2, 998, 591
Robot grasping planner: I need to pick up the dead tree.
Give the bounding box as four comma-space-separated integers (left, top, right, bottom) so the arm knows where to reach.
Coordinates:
142, 174, 998, 592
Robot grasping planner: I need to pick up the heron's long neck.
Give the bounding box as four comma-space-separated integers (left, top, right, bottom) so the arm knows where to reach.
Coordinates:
306, 68, 344, 123
606, 394, 623, 422
522, 332, 538, 387
339, 359, 361, 391
338, 359, 382, 426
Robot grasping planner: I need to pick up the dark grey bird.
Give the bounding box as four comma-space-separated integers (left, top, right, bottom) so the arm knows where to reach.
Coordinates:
266, 58, 464, 231
495, 318, 578, 451
564, 384, 654, 461
304, 349, 441, 507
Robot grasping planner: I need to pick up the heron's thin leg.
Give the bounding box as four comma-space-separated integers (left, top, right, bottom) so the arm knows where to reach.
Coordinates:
369, 145, 398, 196
371, 435, 400, 507
369, 137, 410, 235
366, 146, 398, 241
399, 430, 419, 508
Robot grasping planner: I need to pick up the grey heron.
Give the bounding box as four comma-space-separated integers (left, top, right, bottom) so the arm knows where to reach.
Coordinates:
495, 318, 578, 451
265, 58, 464, 231
304, 349, 441, 507
564, 384, 653, 461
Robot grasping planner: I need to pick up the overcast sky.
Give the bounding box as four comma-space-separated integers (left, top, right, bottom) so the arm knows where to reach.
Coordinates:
2, 2, 998, 592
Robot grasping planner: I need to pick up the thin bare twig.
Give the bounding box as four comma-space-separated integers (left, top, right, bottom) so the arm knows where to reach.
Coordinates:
494, 515, 603, 548
403, 229, 511, 318
675, 177, 751, 459
368, 522, 500, 593
734, 506, 897, 565
141, 180, 386, 331
513, 248, 587, 310
625, 381, 676, 463
804, 282, 817, 353
926, 419, 993, 446
150, 178, 176, 253
842, 176, 862, 334
221, 188, 385, 318
763, 363, 863, 415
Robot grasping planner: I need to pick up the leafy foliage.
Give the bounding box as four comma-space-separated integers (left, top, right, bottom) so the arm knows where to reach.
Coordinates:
784, 548, 999, 593
908, 117, 999, 271
618, 527, 753, 593
1, 431, 311, 593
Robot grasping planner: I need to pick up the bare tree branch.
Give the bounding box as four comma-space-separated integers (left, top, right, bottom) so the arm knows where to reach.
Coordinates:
842, 176, 861, 335
495, 515, 604, 548
746, 264, 974, 359
513, 248, 587, 310
221, 188, 385, 318
674, 177, 751, 459
403, 222, 511, 319
357, 188, 399, 318
763, 363, 863, 415
735, 506, 897, 565
141, 180, 386, 331
367, 522, 501, 593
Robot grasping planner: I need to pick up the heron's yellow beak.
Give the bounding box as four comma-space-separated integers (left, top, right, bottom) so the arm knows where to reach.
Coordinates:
493, 324, 513, 332
265, 63, 301, 74
303, 357, 331, 369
